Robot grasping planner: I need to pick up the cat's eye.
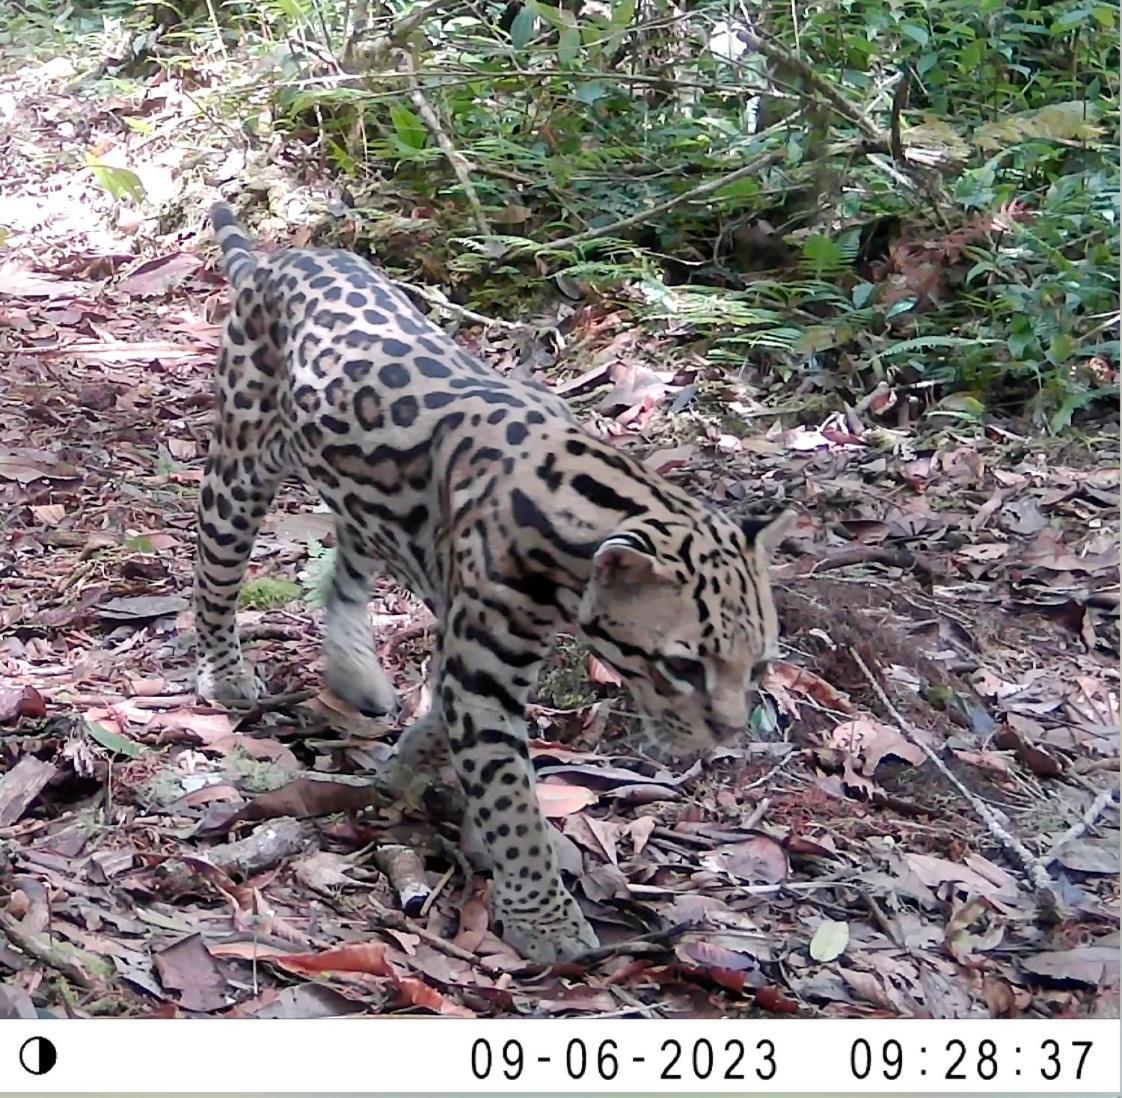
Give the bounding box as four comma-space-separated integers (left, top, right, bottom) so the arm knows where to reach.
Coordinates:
661, 656, 706, 689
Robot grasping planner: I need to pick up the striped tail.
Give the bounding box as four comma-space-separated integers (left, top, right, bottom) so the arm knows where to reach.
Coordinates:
210, 203, 258, 288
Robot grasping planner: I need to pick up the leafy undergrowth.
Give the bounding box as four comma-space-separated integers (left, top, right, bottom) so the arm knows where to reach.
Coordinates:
1, 51, 1119, 1021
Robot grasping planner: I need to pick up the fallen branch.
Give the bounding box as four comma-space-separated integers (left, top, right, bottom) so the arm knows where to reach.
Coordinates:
394, 48, 491, 237
1039, 786, 1120, 869
205, 817, 314, 878
848, 647, 1057, 904
0, 909, 108, 989
224, 688, 318, 718
567, 922, 689, 967
804, 545, 941, 582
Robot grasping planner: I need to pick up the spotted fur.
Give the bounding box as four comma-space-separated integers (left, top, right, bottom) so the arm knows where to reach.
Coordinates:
194, 203, 793, 962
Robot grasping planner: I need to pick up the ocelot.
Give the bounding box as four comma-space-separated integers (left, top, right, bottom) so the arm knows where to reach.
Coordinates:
194, 203, 793, 962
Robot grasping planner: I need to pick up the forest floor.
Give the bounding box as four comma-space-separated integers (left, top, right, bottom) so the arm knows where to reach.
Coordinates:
0, 55, 1118, 1020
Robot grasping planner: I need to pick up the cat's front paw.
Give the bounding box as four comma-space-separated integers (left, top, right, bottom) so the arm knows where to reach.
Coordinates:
196, 660, 261, 705
492, 884, 598, 963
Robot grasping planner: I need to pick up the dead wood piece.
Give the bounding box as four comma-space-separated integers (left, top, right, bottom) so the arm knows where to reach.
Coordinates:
373, 843, 431, 915
0, 756, 58, 826
205, 817, 313, 878
0, 909, 107, 989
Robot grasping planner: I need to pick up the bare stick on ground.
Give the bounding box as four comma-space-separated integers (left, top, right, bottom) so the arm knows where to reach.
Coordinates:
1040, 787, 1120, 869
848, 646, 1057, 903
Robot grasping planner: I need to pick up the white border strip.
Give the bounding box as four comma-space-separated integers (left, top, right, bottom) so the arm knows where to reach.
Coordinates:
1, 1019, 1117, 1094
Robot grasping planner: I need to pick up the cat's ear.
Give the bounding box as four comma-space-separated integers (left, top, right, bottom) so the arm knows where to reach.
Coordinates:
742, 509, 797, 557
593, 539, 674, 587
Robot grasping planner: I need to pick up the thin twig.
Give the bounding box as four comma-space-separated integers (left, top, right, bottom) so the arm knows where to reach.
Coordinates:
394, 49, 491, 236
1039, 787, 1120, 869
542, 148, 784, 251
202, 0, 228, 61
400, 282, 527, 331
737, 29, 882, 142
847, 647, 1057, 902
742, 796, 771, 829
367, 897, 503, 977
389, 0, 467, 41
741, 749, 802, 792
418, 864, 455, 918
226, 688, 318, 718
889, 67, 910, 163
567, 922, 689, 967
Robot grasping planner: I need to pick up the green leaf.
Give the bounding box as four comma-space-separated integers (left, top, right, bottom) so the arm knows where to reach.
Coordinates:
1051, 6, 1094, 31
85, 719, 144, 759
885, 297, 917, 319
749, 697, 778, 736
557, 12, 581, 66
574, 81, 609, 104
607, 0, 636, 37
1047, 332, 1076, 365
954, 165, 996, 209
809, 920, 849, 962
959, 38, 986, 70
713, 177, 759, 203
389, 102, 427, 150
509, 5, 537, 49
795, 325, 839, 353
801, 233, 845, 276
899, 22, 929, 46
852, 282, 876, 308
86, 158, 146, 204
1008, 326, 1038, 358
934, 392, 986, 417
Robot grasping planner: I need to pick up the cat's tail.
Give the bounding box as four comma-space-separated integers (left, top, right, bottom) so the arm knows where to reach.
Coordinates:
210, 203, 258, 289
